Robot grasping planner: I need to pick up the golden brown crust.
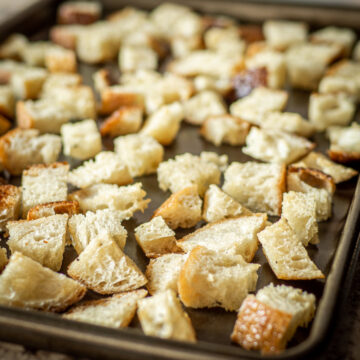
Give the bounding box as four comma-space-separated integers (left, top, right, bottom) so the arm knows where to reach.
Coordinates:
45, 50, 77, 73
277, 164, 287, 216
99, 89, 143, 115
57, 3, 100, 25
0, 114, 10, 135
239, 25, 265, 44
0, 128, 25, 172
50, 26, 78, 50
328, 149, 360, 163
0, 184, 21, 209
16, 101, 34, 129
27, 200, 80, 221
23, 161, 69, 175
245, 41, 268, 58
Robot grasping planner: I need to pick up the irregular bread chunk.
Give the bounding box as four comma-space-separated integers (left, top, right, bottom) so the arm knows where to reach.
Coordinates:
199, 152, 228, 172
0, 248, 7, 271
119, 45, 158, 73
0, 85, 15, 117
57, 1, 102, 25
67, 235, 147, 294
137, 289, 196, 342
178, 246, 260, 311
0, 34, 28, 60
20, 41, 56, 67
92, 68, 113, 94
204, 27, 245, 56
45, 46, 77, 73
0, 185, 21, 231
40, 72, 82, 97
50, 24, 85, 50
258, 218, 324, 280
0, 252, 85, 311
27, 200, 80, 220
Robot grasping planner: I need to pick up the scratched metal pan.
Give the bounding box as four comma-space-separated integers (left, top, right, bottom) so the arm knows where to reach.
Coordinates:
0, 0, 359, 359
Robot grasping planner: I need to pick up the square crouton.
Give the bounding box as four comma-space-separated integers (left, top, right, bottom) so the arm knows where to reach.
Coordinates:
0, 33, 28, 60
50, 24, 85, 50
27, 200, 80, 221
61, 119, 102, 160
45, 47, 77, 73
21, 162, 69, 218
258, 218, 324, 280
40, 72, 83, 97
20, 42, 56, 67
7, 214, 68, 271
92, 68, 113, 94
0, 185, 21, 231
57, 1, 102, 25
114, 133, 164, 177
134, 216, 180, 258
204, 27, 245, 56
0, 85, 15, 117
193, 75, 232, 96
68, 151, 132, 188
119, 45, 158, 73
353, 40, 360, 61
223, 162, 286, 216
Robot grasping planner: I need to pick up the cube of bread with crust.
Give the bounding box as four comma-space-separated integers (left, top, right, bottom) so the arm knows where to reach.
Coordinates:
200, 115, 251, 146
170, 35, 203, 59
50, 24, 85, 50
146, 254, 187, 295
107, 6, 147, 23
309, 93, 355, 131
204, 27, 245, 56
92, 68, 113, 94
178, 246, 260, 311
27, 200, 80, 221
0, 248, 7, 271
0, 129, 61, 175
57, 1, 102, 25
119, 45, 158, 73
68, 209, 127, 254
199, 151, 228, 172
0, 85, 15, 117
183, 90, 226, 125
203, 184, 252, 223
137, 289, 196, 342
40, 72, 82, 97
258, 219, 324, 280
21, 162, 69, 218
327, 123, 360, 163
61, 119, 101, 160
282, 191, 318, 246
193, 75, 232, 96
7, 214, 68, 271
231, 295, 292, 354
63, 289, 147, 328
223, 162, 286, 216
178, 214, 267, 262
0, 185, 21, 231
157, 153, 221, 196
0, 114, 10, 135
114, 134, 164, 177
0, 252, 86, 311
230, 87, 288, 125
67, 235, 147, 294
263, 20, 308, 51
68, 151, 132, 188
16, 99, 71, 134
69, 182, 150, 217
135, 216, 180, 258
0, 60, 28, 84
0, 34, 28, 60
242, 127, 315, 165
153, 186, 202, 230
45, 47, 77, 73
141, 102, 183, 145
100, 106, 143, 137
292, 152, 358, 184
21, 42, 57, 67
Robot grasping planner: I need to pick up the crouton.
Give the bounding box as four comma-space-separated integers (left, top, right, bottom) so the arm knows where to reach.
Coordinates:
0, 85, 15, 117
0, 34, 28, 60
27, 200, 80, 221
119, 45, 158, 73
0, 248, 7, 271
50, 25, 85, 50
44, 47, 77, 73
0, 185, 21, 231
21, 42, 56, 67
57, 1, 102, 25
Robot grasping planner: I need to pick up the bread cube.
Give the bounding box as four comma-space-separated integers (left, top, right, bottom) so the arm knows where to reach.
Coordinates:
57, 1, 102, 25
193, 75, 232, 96
114, 134, 163, 177
50, 24, 85, 50
0, 248, 7, 271
204, 27, 245, 56
21, 41, 56, 67
0, 115, 10, 135
27, 200, 80, 221
92, 68, 113, 94
0, 85, 15, 117
40, 72, 82, 97
45, 47, 77, 73
0, 185, 21, 231
170, 35, 202, 58
0, 34, 28, 60
0, 60, 28, 84
119, 45, 158, 73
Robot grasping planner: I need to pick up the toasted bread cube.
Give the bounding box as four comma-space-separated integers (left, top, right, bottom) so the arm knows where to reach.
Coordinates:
64, 289, 147, 328
100, 106, 143, 137
138, 289, 196, 342
178, 246, 260, 311
0, 248, 7, 271
230, 87, 288, 125
0, 34, 28, 60
7, 214, 68, 271
0, 129, 61, 175
68, 209, 127, 254
45, 47, 77, 73
27, 200, 80, 221
21, 162, 69, 218
153, 186, 202, 230
21, 42, 56, 67
263, 20, 308, 51
50, 24, 85, 50
309, 93, 355, 131
292, 152, 358, 184
40, 72, 82, 97
183, 90, 226, 125
61, 119, 101, 160
69, 182, 150, 217
16, 99, 71, 134
146, 254, 187, 295
199, 151, 228, 171
68, 235, 147, 294
193, 75, 232, 96
141, 102, 183, 145
135, 216, 180, 258
0, 185, 21, 231
119, 45, 158, 73
58, 1, 102, 25
242, 127, 315, 165
204, 27, 245, 56
223, 162, 286, 216
0, 85, 15, 117
92, 68, 113, 94
258, 219, 324, 280
170, 35, 202, 58
114, 134, 164, 177
107, 6, 148, 23
0, 115, 10, 135
0, 60, 28, 84
0, 252, 85, 311
68, 151, 132, 188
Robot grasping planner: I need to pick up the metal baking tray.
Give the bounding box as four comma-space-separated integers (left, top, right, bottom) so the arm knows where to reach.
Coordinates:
0, 0, 359, 359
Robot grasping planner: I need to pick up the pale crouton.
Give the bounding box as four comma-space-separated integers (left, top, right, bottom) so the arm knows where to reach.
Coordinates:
0, 252, 86, 311
63, 290, 147, 328
0, 185, 21, 231
69, 182, 150, 217
40, 72, 82, 97
21, 42, 56, 67
204, 27, 245, 56
119, 45, 158, 73
114, 134, 163, 177
242, 127, 315, 165
50, 24, 85, 50
0, 85, 15, 117
153, 186, 202, 230
178, 246, 260, 311
223, 162, 286, 216
44, 47, 77, 73
0, 60, 29, 84
21, 162, 69, 218
68, 151, 132, 188
170, 35, 203, 58
27, 200, 80, 221
199, 151, 228, 171
67, 235, 147, 294
7, 214, 68, 271
258, 219, 324, 280
137, 289, 196, 342
135, 216, 180, 258
200, 115, 251, 146
146, 254, 187, 295
0, 128, 61, 175
0, 34, 28, 60
57, 1, 102, 25
0, 248, 7, 271
193, 75, 232, 96
92, 68, 113, 94
61, 119, 101, 160
68, 209, 127, 254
